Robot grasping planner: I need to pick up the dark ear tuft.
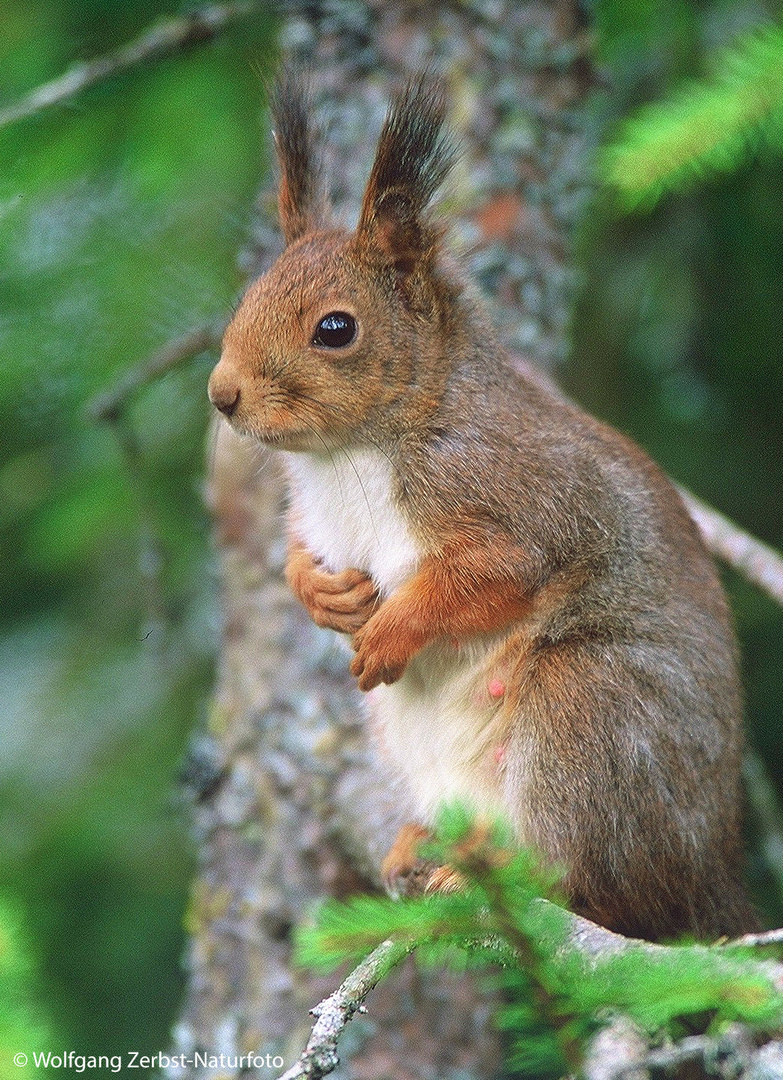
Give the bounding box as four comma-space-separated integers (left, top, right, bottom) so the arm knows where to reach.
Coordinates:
357, 74, 457, 273
269, 67, 325, 243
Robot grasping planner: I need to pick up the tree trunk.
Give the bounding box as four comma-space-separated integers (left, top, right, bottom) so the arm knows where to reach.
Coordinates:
173, 2, 595, 1076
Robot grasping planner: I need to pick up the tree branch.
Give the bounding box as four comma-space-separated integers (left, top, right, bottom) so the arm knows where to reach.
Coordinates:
276, 940, 413, 1080
735, 927, 783, 948
277, 902, 783, 1080
0, 1, 261, 133
88, 322, 223, 423
618, 1028, 754, 1079
680, 488, 783, 606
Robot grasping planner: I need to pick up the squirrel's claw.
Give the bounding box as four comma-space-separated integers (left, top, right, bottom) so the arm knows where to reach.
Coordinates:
349, 649, 407, 691
350, 601, 427, 690
381, 824, 434, 897
380, 824, 464, 898
423, 865, 465, 894
350, 620, 411, 690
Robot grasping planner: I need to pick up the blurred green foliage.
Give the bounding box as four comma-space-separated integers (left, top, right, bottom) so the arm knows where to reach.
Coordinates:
1, 0, 783, 1072
0, 0, 275, 1070
0, 901, 52, 1079
601, 22, 783, 210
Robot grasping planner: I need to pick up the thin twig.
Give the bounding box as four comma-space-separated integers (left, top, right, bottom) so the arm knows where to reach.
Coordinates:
616, 1024, 762, 1080
616, 1031, 752, 1079
615, 1036, 712, 1078
88, 322, 223, 422
276, 939, 412, 1080
733, 927, 783, 948
0, 1, 261, 132
680, 488, 783, 606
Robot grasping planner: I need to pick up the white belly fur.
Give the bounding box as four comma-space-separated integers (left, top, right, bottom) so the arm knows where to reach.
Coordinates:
282, 447, 419, 595
282, 447, 507, 823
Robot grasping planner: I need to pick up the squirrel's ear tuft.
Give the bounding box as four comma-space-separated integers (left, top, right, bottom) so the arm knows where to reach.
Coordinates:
270, 68, 325, 244
356, 75, 457, 277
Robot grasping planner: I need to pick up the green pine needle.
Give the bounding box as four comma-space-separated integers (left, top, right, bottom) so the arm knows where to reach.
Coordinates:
295, 889, 495, 972
602, 22, 783, 210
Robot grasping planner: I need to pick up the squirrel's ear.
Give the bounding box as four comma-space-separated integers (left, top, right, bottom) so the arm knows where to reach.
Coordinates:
356, 76, 456, 277
270, 69, 325, 244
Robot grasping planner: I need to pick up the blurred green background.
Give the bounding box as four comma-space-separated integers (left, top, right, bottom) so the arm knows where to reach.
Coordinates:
1, 0, 782, 1073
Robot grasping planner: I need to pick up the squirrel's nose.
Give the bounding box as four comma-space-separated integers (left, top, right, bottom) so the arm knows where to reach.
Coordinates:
208, 366, 241, 417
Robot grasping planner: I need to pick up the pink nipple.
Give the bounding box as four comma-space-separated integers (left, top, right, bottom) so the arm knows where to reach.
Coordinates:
488, 678, 505, 699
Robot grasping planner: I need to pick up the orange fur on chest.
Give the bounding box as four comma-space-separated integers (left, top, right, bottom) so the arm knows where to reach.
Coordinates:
350, 534, 534, 690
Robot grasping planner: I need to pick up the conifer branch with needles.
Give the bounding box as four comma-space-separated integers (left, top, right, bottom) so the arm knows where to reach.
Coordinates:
602, 22, 783, 209
285, 806, 783, 1080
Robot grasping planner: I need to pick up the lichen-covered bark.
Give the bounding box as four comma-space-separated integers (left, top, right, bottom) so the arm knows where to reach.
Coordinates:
173, 2, 595, 1077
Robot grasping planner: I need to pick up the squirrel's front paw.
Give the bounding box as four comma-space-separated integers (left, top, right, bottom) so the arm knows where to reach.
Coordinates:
350, 614, 419, 691
286, 545, 378, 634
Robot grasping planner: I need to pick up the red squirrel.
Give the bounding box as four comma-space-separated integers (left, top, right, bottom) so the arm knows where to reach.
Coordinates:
208, 73, 756, 941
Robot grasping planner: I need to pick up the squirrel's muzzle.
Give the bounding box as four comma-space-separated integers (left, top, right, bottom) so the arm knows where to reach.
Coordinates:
208, 362, 241, 418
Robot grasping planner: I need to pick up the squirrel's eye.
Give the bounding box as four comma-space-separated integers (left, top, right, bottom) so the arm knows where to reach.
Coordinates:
313, 312, 357, 349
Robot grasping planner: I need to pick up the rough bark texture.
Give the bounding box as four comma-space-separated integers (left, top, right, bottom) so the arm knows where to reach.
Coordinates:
172, 2, 595, 1077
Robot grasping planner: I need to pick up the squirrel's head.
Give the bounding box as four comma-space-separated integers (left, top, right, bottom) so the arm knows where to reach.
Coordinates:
208, 71, 457, 451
